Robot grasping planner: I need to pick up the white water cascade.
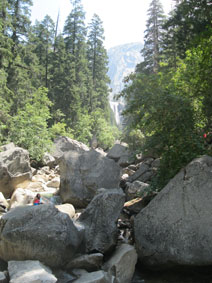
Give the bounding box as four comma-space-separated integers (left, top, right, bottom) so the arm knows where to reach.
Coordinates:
109, 101, 121, 125
109, 100, 125, 125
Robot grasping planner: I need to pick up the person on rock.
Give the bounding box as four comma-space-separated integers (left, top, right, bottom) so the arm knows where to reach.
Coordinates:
33, 193, 43, 205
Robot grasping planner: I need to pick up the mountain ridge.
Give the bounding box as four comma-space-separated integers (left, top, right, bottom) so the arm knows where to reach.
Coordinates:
107, 42, 143, 100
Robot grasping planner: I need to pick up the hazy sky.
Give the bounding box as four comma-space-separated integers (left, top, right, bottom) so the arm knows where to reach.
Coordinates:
31, 0, 174, 49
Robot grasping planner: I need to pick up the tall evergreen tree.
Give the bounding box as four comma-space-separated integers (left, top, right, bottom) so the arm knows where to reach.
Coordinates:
87, 14, 110, 115
63, 0, 90, 124
0, 0, 13, 69
30, 15, 55, 87
48, 34, 76, 122
139, 0, 165, 73
163, 0, 212, 59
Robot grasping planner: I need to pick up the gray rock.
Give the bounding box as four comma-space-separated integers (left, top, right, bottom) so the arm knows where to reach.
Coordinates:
127, 163, 149, 183
8, 188, 34, 210
66, 253, 103, 272
0, 142, 15, 152
0, 146, 32, 198
52, 136, 89, 162
46, 177, 60, 188
151, 158, 160, 168
8, 260, 57, 283
107, 143, 134, 167
0, 193, 8, 210
0, 271, 7, 283
74, 270, 111, 283
103, 243, 137, 283
78, 188, 125, 254
56, 203, 75, 218
59, 149, 121, 208
42, 153, 56, 168
107, 143, 129, 161
0, 204, 82, 267
135, 155, 212, 268
52, 269, 76, 283
125, 181, 150, 200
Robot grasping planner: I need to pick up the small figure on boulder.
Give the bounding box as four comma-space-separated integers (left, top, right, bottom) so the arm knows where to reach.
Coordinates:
33, 193, 43, 205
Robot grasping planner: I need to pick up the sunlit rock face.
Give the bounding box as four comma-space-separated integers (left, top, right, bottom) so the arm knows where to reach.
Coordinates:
107, 42, 143, 125
134, 155, 212, 269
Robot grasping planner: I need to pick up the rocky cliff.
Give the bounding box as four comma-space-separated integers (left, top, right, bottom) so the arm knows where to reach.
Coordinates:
107, 42, 143, 124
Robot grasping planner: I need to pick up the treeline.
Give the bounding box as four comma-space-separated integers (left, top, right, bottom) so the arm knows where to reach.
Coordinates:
0, 0, 119, 160
120, 0, 212, 189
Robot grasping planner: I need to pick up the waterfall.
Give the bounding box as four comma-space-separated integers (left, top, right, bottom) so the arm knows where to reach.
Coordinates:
109, 101, 121, 125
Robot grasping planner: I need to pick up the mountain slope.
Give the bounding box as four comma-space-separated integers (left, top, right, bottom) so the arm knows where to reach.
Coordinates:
107, 42, 143, 125
107, 42, 143, 100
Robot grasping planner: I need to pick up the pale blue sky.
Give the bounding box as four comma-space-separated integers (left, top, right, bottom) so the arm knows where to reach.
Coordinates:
31, 0, 173, 49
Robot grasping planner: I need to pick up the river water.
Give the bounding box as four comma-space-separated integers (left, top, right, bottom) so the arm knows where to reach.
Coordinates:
131, 265, 212, 283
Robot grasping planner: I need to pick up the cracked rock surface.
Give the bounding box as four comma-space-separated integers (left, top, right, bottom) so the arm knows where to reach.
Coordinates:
134, 155, 212, 268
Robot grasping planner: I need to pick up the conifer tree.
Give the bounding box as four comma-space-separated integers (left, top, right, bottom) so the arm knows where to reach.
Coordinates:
87, 14, 110, 115
0, 0, 13, 69
30, 15, 55, 87
163, 0, 212, 59
139, 0, 165, 73
63, 0, 90, 125
48, 34, 76, 123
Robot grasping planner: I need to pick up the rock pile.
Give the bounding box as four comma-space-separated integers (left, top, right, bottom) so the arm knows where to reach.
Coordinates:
1, 138, 211, 282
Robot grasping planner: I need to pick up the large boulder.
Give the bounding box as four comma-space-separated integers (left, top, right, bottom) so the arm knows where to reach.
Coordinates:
0, 193, 9, 210
56, 203, 75, 218
125, 181, 150, 200
106, 143, 134, 167
66, 253, 103, 272
0, 145, 32, 198
134, 155, 212, 268
51, 136, 89, 162
8, 260, 57, 283
42, 152, 56, 168
0, 204, 82, 267
8, 188, 34, 210
78, 188, 125, 254
103, 244, 138, 283
59, 150, 121, 208
74, 270, 112, 283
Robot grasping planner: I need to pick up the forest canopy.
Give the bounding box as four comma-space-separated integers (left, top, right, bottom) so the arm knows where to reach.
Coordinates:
0, 0, 119, 160
119, 0, 212, 189
1, 0, 212, 191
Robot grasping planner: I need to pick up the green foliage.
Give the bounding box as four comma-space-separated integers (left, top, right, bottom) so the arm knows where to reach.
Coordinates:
122, 129, 145, 152
49, 122, 74, 140
0, 0, 125, 162
139, 0, 166, 73
120, 0, 212, 193
73, 111, 93, 145
8, 88, 52, 160
90, 109, 120, 149
0, 69, 12, 144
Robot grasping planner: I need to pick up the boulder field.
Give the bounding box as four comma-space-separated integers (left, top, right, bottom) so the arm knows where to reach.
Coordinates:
0, 138, 212, 281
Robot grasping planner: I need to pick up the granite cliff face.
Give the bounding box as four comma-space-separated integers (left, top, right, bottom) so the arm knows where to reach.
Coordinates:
107, 42, 143, 124
107, 42, 143, 99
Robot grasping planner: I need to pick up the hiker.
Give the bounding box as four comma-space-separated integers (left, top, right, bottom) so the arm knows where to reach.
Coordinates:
33, 193, 42, 205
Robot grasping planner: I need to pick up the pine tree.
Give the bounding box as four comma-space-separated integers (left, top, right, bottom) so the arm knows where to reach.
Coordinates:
63, 0, 90, 125
0, 0, 13, 69
48, 34, 76, 123
139, 0, 166, 73
30, 15, 55, 87
87, 14, 110, 115
163, 0, 212, 59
